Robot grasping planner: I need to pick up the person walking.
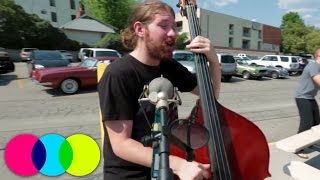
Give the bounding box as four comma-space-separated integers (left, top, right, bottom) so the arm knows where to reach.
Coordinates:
98, 1, 221, 180
294, 48, 320, 158
295, 48, 320, 133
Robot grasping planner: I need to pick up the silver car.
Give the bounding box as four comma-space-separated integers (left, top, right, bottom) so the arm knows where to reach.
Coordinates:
217, 53, 237, 81
172, 51, 236, 82
172, 50, 196, 74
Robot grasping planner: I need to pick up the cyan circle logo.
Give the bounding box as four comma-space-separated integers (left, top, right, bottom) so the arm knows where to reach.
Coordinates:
4, 133, 100, 177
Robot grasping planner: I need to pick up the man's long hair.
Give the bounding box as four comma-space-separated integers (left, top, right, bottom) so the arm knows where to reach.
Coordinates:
120, 0, 175, 50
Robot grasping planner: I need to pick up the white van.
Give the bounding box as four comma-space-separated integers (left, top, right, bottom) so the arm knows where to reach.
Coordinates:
250, 55, 299, 74
80, 48, 122, 62
78, 48, 87, 61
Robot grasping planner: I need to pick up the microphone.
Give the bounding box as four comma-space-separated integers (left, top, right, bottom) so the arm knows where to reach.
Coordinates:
147, 77, 174, 103
139, 76, 181, 109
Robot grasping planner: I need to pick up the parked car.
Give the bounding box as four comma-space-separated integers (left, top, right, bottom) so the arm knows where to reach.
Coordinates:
20, 48, 38, 62
172, 51, 236, 81
292, 56, 309, 74
307, 59, 315, 63
32, 57, 117, 94
58, 50, 73, 62
234, 56, 252, 61
77, 48, 87, 61
237, 53, 248, 57
296, 53, 314, 59
26, 50, 70, 77
80, 48, 122, 62
217, 53, 237, 81
0, 47, 14, 74
172, 50, 196, 74
235, 59, 267, 79
0, 59, 14, 74
249, 55, 299, 75
0, 47, 10, 60
263, 65, 289, 79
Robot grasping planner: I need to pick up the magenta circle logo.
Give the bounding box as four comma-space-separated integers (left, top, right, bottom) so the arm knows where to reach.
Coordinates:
4, 133, 101, 177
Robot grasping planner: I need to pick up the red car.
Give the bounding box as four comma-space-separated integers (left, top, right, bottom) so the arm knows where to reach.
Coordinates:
32, 57, 118, 94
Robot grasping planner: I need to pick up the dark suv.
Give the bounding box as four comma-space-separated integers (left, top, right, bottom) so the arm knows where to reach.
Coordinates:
0, 47, 14, 74
26, 50, 70, 77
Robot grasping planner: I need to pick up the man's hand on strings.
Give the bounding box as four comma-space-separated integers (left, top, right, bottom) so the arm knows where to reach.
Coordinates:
186, 36, 218, 64
175, 160, 211, 180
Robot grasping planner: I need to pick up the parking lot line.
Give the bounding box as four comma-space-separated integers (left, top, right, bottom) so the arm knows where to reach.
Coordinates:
17, 75, 24, 89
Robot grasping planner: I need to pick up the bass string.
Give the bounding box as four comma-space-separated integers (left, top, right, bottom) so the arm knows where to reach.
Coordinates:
186, 2, 231, 180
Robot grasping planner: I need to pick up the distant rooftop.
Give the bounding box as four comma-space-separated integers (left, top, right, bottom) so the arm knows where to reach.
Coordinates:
60, 15, 117, 33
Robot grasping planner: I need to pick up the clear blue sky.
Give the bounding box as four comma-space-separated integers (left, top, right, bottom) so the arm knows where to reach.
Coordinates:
162, 0, 320, 28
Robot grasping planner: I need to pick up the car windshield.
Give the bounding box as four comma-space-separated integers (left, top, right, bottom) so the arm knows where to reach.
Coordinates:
247, 55, 259, 60
241, 56, 251, 60
237, 60, 249, 65
173, 53, 194, 61
96, 51, 119, 57
79, 59, 97, 68
221, 55, 235, 63
34, 51, 65, 60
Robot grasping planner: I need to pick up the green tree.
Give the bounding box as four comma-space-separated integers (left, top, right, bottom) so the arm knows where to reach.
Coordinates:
280, 12, 309, 54
94, 33, 129, 54
95, 32, 192, 54
81, 0, 137, 30
0, 0, 32, 48
0, 0, 80, 50
176, 32, 189, 49
305, 27, 320, 54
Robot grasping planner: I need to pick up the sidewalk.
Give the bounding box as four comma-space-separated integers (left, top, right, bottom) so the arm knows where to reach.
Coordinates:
267, 143, 320, 180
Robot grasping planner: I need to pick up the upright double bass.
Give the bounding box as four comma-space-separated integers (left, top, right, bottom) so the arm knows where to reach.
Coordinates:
170, 1, 271, 179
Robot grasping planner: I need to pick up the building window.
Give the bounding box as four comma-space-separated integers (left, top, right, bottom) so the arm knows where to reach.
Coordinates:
50, 0, 56, 7
228, 37, 233, 48
71, 15, 76, 20
242, 27, 251, 37
242, 40, 250, 49
258, 41, 261, 50
229, 24, 234, 35
41, 9, 47, 14
176, 21, 182, 32
258, 30, 262, 39
70, 0, 75, 9
51, 12, 57, 22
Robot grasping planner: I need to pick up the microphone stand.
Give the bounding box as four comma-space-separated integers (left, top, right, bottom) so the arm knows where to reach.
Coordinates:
156, 96, 173, 180
138, 77, 181, 180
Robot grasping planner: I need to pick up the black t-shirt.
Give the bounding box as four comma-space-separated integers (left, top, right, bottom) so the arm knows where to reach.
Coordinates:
98, 54, 197, 180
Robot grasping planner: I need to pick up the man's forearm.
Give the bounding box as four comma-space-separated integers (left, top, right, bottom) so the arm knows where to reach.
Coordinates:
113, 138, 153, 167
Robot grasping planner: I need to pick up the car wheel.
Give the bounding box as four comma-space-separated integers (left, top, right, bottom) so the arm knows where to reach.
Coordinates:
256, 76, 263, 80
223, 75, 232, 81
271, 71, 279, 79
60, 78, 79, 94
242, 71, 250, 79
290, 71, 299, 76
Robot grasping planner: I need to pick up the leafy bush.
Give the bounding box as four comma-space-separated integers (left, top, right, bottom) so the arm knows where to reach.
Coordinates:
0, 0, 81, 50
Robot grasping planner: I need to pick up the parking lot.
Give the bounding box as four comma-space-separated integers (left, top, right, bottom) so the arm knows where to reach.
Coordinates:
0, 62, 316, 179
